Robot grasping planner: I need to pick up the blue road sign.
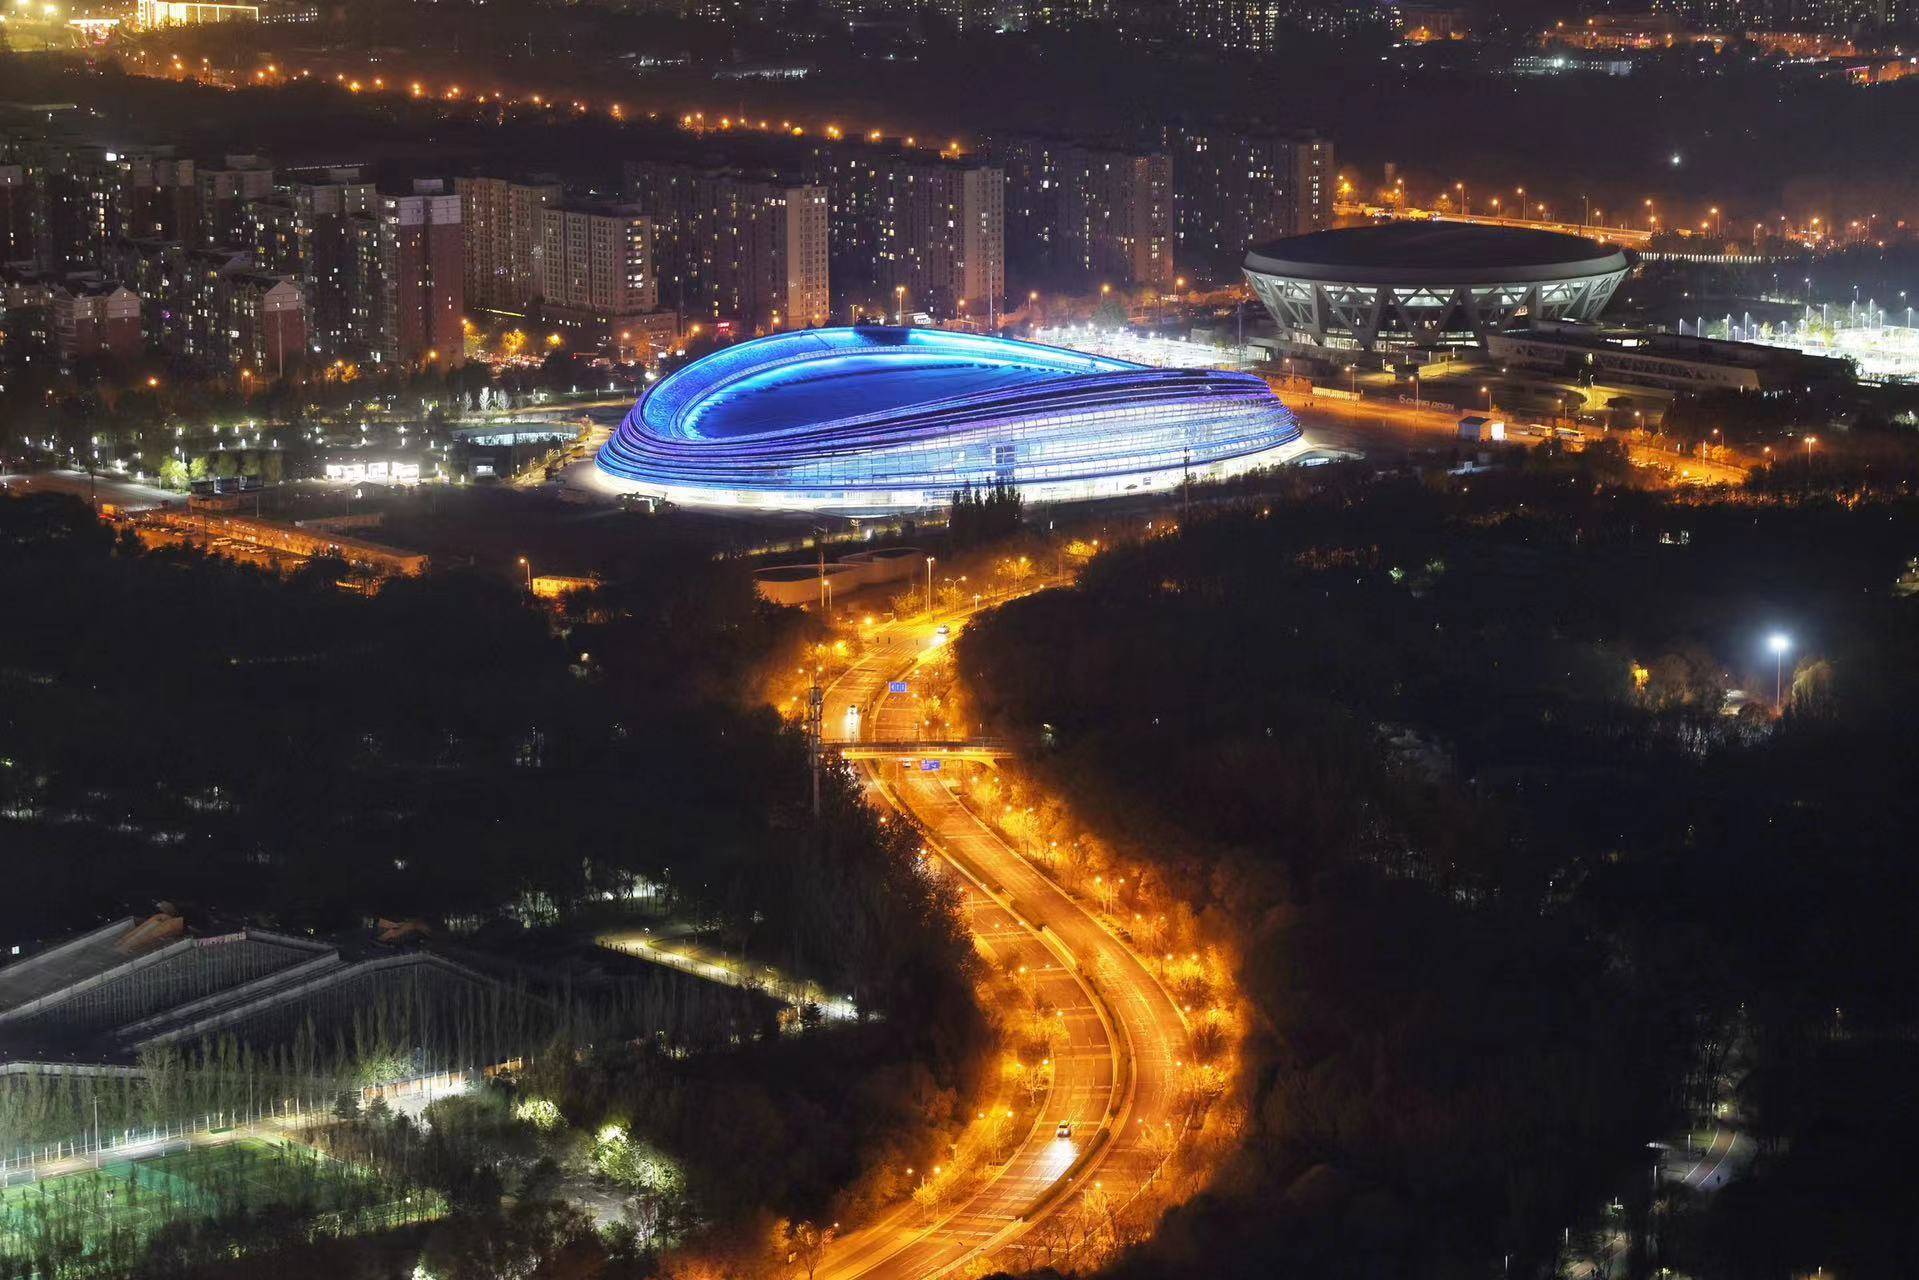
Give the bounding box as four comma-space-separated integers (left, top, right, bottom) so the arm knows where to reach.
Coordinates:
920, 759, 943, 772
889, 681, 909, 694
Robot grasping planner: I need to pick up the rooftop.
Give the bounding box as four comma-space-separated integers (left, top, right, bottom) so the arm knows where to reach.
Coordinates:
0, 915, 527, 1066
1248, 222, 1626, 274
0, 918, 164, 1014
643, 327, 1134, 443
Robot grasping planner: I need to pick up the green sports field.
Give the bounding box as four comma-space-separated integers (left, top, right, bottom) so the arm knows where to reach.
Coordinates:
0, 1136, 442, 1276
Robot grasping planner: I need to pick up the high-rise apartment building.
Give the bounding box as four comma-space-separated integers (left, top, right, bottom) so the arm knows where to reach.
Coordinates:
799, 146, 1006, 317
623, 162, 829, 331
107, 238, 304, 372
621, 161, 708, 314
106, 238, 189, 329
370, 182, 464, 366
222, 270, 307, 376
1161, 126, 1332, 272
28, 148, 113, 272
992, 136, 1172, 288
538, 204, 657, 317
873, 159, 1004, 317
764, 182, 832, 330
195, 155, 274, 248
1649, 0, 1913, 32
630, 144, 1000, 321
244, 198, 302, 277
4, 143, 196, 273
457, 175, 562, 312
177, 246, 257, 364
0, 166, 31, 265
801, 142, 886, 305
993, 135, 1064, 278
1063, 148, 1173, 289
243, 170, 379, 361
49, 279, 143, 362
343, 212, 382, 358
285, 171, 375, 358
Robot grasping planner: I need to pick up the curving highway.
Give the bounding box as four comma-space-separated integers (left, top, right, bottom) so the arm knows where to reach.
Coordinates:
817, 611, 1189, 1279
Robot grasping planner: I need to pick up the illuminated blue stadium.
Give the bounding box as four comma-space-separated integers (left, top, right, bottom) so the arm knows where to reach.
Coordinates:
594, 326, 1305, 512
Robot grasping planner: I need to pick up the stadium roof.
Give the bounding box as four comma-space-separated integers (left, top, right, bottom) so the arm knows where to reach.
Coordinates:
596, 326, 1304, 511
1246, 222, 1629, 285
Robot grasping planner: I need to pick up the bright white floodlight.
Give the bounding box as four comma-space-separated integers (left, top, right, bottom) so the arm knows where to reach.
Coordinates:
1767, 633, 1791, 655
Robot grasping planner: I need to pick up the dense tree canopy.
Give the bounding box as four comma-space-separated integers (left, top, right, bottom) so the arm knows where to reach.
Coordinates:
958, 461, 1919, 1277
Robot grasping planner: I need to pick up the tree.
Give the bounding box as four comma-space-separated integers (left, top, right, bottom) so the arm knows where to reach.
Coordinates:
419, 1200, 603, 1280
1790, 657, 1836, 717
777, 1218, 835, 1280
948, 482, 1023, 549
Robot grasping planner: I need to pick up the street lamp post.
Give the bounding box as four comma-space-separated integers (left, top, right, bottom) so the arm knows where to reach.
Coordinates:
925, 555, 935, 614
1768, 633, 1791, 707
518, 556, 531, 587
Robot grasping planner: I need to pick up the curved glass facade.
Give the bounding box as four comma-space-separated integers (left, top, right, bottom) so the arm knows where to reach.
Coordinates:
595, 327, 1304, 512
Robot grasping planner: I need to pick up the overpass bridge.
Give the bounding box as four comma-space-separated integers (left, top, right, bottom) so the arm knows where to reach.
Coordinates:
833, 739, 1012, 762
1336, 204, 1654, 248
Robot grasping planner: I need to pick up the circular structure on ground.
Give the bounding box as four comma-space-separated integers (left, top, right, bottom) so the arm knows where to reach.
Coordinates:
594, 326, 1305, 512
1243, 222, 1631, 351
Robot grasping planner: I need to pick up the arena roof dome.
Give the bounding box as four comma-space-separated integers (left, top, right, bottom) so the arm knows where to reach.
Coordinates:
1244, 222, 1631, 350
594, 326, 1306, 512
1247, 223, 1629, 280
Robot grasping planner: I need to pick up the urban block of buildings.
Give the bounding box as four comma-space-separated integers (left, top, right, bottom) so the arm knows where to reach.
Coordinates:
4, 110, 1336, 380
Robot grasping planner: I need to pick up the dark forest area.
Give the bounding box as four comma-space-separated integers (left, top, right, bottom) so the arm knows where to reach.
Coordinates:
960, 460, 1919, 1278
